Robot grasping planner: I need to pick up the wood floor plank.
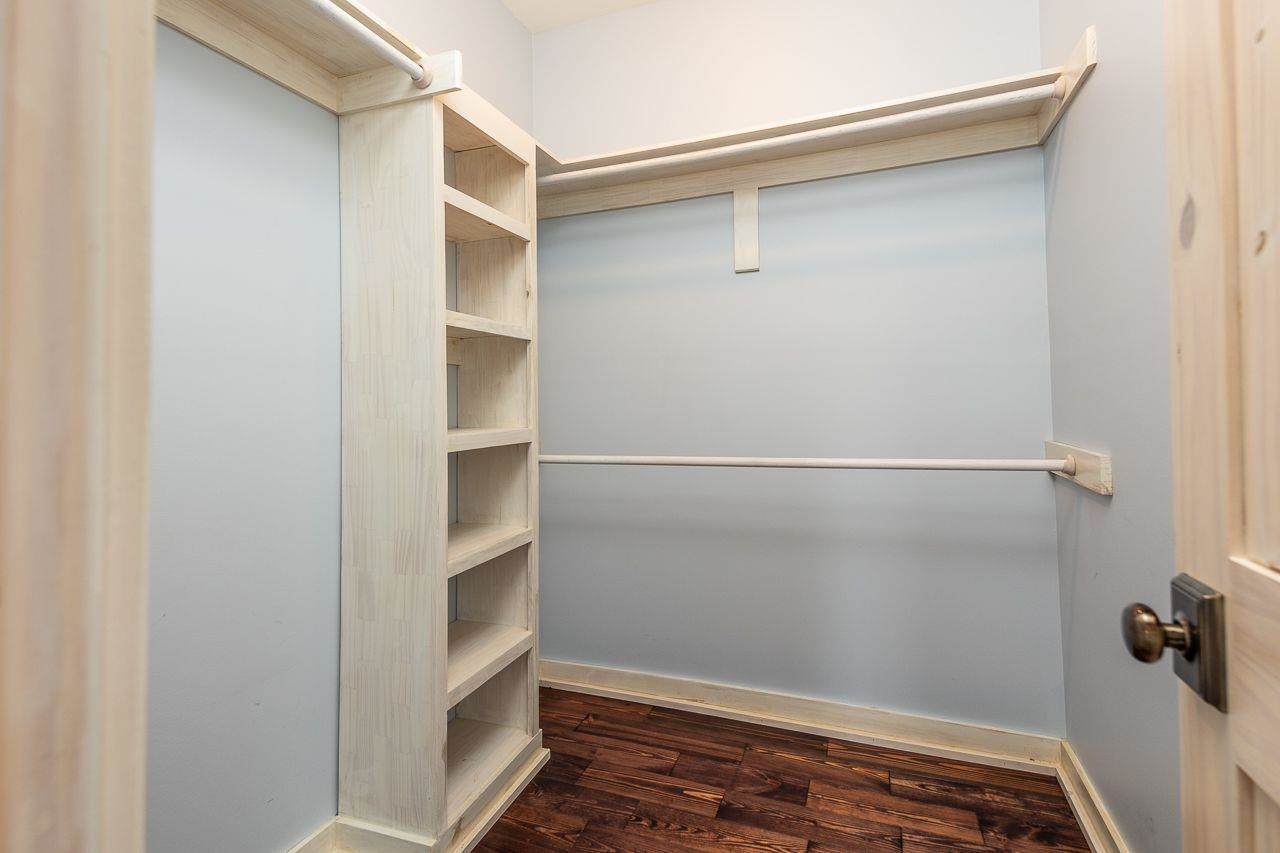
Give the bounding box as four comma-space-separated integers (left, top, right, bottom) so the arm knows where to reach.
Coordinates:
545, 721, 681, 773
543, 687, 654, 719
513, 777, 640, 825
474, 799, 587, 852
729, 762, 810, 805
626, 803, 810, 852
717, 789, 903, 852
578, 713, 745, 762
890, 771, 1079, 819
671, 753, 741, 789
743, 743, 890, 792
476, 688, 1087, 851
578, 761, 726, 817
807, 778, 984, 843
539, 751, 593, 786
643, 707, 829, 756
828, 739, 1063, 797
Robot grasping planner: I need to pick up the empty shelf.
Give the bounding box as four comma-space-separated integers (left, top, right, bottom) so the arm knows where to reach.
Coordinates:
448, 523, 533, 578
446, 718, 535, 827
444, 186, 531, 243
446, 310, 531, 341
447, 621, 534, 706
448, 427, 533, 453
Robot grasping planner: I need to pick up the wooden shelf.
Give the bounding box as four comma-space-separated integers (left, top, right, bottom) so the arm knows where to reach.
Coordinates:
448, 427, 532, 453
448, 522, 533, 578
536, 27, 1097, 220
445, 185, 531, 243
446, 310, 531, 341
446, 621, 534, 706
446, 718, 536, 827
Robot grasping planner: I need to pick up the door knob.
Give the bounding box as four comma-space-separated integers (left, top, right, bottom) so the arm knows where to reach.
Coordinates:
1122, 602, 1193, 663
1122, 575, 1226, 711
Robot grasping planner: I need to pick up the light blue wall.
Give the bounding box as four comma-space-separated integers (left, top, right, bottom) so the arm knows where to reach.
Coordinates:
539, 151, 1067, 735
1040, 5, 1180, 851
149, 25, 340, 852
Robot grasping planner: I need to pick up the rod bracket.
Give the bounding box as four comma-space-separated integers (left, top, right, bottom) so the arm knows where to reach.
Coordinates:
1044, 440, 1112, 495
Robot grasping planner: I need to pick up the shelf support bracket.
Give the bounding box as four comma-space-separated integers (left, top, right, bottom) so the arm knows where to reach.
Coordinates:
1045, 440, 1113, 495
733, 186, 760, 273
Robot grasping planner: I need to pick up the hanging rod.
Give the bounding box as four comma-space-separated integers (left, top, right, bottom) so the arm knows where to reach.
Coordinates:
539, 455, 1076, 474
538, 83, 1057, 193
301, 0, 432, 88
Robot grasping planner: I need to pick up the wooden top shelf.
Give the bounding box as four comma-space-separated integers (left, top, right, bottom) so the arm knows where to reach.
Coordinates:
446, 311, 531, 342
447, 427, 533, 453
446, 621, 534, 706
444, 186, 531, 243
447, 523, 533, 577
536, 27, 1097, 219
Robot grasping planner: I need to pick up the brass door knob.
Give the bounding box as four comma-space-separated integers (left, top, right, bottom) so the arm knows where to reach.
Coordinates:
1122, 603, 1194, 663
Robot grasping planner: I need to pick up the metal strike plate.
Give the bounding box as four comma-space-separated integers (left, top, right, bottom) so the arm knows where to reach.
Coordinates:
1171, 573, 1226, 711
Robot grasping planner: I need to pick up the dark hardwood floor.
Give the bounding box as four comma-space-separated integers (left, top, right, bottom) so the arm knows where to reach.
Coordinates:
475, 687, 1090, 852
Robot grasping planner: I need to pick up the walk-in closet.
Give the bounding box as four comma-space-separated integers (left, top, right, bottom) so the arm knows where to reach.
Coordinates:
4, 1, 1279, 852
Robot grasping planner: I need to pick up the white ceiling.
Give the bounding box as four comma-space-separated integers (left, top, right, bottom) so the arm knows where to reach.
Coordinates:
501, 0, 659, 33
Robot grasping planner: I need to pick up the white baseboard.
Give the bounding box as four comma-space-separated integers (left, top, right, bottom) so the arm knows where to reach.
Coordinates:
1057, 741, 1130, 853
540, 658, 1131, 853
541, 659, 1060, 773
287, 816, 434, 853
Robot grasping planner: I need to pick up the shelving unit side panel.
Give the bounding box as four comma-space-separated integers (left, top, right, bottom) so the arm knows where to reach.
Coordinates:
522, 158, 542, 738
338, 98, 449, 838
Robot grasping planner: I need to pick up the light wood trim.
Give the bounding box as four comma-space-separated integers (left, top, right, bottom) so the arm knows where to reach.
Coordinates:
447, 427, 533, 453
537, 31, 1095, 220
1057, 742, 1129, 853
445, 185, 532, 243
536, 66, 1065, 176
732, 186, 760, 273
327, 0, 419, 63
337, 51, 463, 116
157, 0, 340, 111
0, 0, 154, 849
539, 660, 1061, 773
1167, 0, 1242, 848
1037, 26, 1099, 142
1045, 440, 1114, 495
332, 816, 435, 853
539, 117, 1039, 219
157, 0, 461, 116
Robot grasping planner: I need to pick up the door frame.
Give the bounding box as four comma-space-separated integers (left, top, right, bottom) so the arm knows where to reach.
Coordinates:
0, 0, 156, 849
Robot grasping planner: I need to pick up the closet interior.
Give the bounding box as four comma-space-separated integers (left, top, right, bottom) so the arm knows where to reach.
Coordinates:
142, 1, 1114, 851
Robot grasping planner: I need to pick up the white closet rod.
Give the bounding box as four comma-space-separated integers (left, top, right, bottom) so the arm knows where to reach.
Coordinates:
538, 84, 1057, 191
540, 455, 1076, 474
301, 0, 432, 87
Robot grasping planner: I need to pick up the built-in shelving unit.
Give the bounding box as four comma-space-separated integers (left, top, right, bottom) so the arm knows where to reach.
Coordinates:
340, 66, 545, 853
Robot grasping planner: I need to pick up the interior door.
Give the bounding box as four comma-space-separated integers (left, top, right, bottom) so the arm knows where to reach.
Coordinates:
1167, 0, 1280, 849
